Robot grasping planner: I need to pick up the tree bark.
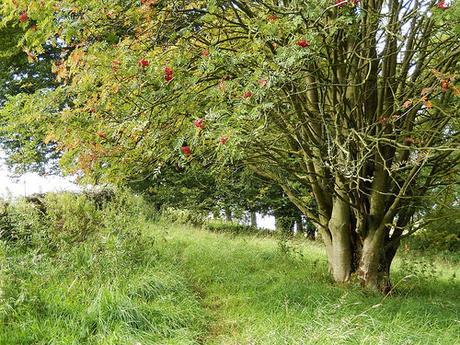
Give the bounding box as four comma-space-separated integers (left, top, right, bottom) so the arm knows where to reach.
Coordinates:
250, 211, 257, 228
321, 213, 402, 293
358, 230, 386, 291
327, 180, 353, 282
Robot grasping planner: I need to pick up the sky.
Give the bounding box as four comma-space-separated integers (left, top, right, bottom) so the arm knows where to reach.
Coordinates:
0, 152, 80, 199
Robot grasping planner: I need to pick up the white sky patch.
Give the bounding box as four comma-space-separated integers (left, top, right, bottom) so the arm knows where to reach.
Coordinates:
256, 213, 276, 230
0, 154, 80, 199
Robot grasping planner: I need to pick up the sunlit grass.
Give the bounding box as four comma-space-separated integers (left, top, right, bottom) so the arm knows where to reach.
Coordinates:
157, 225, 459, 345
1, 222, 458, 344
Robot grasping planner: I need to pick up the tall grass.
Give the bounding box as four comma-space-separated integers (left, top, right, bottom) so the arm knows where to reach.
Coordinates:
0, 192, 208, 345
158, 226, 459, 345
0, 194, 458, 344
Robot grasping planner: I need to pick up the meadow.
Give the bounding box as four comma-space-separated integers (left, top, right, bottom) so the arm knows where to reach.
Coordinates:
0, 195, 458, 344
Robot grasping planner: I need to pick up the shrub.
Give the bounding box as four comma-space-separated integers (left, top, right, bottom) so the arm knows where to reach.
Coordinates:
0, 189, 154, 251
43, 192, 100, 244
159, 207, 207, 227
406, 228, 460, 253
202, 220, 267, 236
0, 199, 47, 247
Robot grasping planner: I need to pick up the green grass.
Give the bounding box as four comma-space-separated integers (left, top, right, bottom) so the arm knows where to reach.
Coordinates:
1, 223, 459, 344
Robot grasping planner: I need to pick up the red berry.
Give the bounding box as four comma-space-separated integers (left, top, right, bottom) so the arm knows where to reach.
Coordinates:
202, 50, 209, 57
194, 118, 204, 129
219, 136, 229, 145
436, 1, 449, 9
164, 66, 173, 82
181, 146, 191, 156
19, 11, 28, 23
243, 91, 253, 99
139, 58, 149, 68
296, 39, 310, 48
267, 14, 278, 22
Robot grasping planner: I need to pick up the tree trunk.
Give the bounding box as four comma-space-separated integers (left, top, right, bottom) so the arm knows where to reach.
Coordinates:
325, 225, 397, 292
327, 185, 353, 283
358, 231, 385, 291
329, 230, 353, 283
324, 186, 398, 292
212, 209, 220, 220
224, 207, 232, 222
250, 211, 257, 228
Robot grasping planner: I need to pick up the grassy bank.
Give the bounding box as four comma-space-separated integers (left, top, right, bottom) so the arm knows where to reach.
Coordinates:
1, 221, 459, 344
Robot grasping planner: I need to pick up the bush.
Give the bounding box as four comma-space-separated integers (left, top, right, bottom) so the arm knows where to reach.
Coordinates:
202, 220, 267, 236
406, 228, 460, 252
403, 209, 460, 255
0, 199, 47, 246
0, 189, 154, 251
159, 207, 207, 227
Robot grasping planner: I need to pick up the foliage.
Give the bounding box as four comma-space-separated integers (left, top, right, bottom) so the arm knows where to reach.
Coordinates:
0, 19, 62, 174
202, 219, 263, 236
159, 206, 208, 227
135, 163, 272, 217
0, 189, 151, 250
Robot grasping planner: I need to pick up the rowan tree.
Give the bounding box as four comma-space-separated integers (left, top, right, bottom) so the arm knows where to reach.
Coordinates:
1, 0, 459, 291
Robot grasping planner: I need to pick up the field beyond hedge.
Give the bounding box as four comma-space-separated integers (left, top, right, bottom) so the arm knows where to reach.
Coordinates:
1, 217, 459, 344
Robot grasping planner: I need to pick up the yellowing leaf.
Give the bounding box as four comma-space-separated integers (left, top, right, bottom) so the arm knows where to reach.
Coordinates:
424, 100, 433, 109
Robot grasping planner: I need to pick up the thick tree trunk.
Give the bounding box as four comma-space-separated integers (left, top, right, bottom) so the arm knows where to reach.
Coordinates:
326, 226, 397, 292
323, 220, 401, 293
358, 232, 385, 291
327, 183, 353, 283
329, 230, 353, 283
324, 186, 398, 292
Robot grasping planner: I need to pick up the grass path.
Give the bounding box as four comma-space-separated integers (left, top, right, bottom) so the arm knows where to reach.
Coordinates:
157, 224, 460, 345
